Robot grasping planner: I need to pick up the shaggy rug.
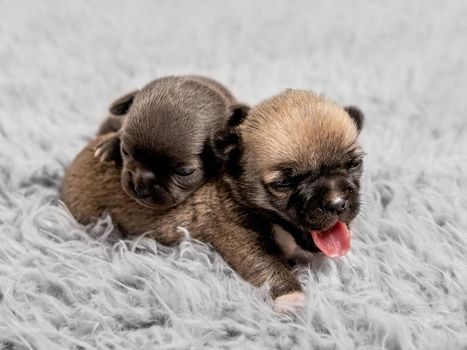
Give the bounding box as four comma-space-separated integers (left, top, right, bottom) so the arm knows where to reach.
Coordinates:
1, 0, 466, 349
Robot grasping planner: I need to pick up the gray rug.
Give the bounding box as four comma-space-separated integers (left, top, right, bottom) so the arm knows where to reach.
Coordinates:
1, 0, 466, 349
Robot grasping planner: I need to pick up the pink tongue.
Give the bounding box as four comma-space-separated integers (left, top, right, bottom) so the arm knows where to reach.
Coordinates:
311, 221, 351, 258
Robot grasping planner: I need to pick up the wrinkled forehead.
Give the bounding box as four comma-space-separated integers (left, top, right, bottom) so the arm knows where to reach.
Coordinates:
123, 103, 206, 154
122, 121, 205, 163
242, 97, 360, 173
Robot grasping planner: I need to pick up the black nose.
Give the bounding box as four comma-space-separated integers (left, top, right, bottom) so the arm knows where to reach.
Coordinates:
133, 170, 155, 198
325, 197, 348, 215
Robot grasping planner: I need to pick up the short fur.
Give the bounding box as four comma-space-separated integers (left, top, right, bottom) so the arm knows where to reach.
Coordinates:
94, 75, 244, 211
228, 90, 365, 253
61, 89, 364, 305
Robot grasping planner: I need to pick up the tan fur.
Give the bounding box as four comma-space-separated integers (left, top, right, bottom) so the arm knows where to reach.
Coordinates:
61, 89, 364, 307
62, 138, 300, 299
241, 90, 359, 182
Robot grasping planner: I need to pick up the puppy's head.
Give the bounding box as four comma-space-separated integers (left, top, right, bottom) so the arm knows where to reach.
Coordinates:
108, 84, 247, 210
225, 90, 365, 256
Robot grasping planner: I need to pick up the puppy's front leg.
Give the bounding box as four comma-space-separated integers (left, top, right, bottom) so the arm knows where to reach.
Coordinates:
93, 131, 122, 164
208, 227, 305, 313
273, 225, 314, 264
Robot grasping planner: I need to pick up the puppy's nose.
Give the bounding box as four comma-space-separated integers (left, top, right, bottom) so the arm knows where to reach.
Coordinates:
133, 170, 155, 198
153, 184, 164, 194
325, 197, 348, 215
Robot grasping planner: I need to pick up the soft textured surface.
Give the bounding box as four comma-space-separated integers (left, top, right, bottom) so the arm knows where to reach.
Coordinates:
1, 1, 466, 349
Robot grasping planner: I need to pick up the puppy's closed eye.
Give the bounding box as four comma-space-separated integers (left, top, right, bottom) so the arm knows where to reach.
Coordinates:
121, 145, 130, 157
175, 167, 196, 176
265, 167, 300, 193
270, 178, 295, 191
345, 159, 363, 170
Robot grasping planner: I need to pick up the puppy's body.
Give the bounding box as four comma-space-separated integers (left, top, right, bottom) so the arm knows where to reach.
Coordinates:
62, 138, 299, 300
62, 89, 364, 311
95, 75, 242, 211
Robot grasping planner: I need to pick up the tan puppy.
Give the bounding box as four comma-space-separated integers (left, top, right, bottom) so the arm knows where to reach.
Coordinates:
61, 89, 364, 312
94, 75, 245, 211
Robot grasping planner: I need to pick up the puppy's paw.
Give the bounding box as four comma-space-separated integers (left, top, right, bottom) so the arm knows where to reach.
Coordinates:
289, 247, 315, 265
93, 134, 121, 164
273, 292, 306, 314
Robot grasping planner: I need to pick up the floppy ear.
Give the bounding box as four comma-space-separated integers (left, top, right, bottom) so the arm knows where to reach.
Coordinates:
344, 106, 364, 132
109, 90, 138, 116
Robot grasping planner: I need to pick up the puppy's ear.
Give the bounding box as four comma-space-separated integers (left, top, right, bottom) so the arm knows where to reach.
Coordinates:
109, 90, 138, 116
201, 104, 249, 178
227, 104, 250, 127
344, 106, 364, 132
216, 104, 250, 176
214, 103, 249, 158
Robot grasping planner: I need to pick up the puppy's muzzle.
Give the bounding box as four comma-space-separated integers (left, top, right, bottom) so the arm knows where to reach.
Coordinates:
323, 196, 348, 215
132, 170, 157, 199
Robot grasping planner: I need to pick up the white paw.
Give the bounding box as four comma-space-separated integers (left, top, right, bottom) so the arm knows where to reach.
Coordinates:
273, 292, 306, 314
93, 147, 106, 162
93, 138, 117, 163
93, 147, 102, 158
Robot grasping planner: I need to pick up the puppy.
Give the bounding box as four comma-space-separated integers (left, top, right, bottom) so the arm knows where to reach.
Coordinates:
61, 89, 364, 313
94, 75, 244, 211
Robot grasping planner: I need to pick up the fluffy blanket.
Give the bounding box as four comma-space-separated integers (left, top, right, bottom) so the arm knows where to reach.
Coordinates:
1, 0, 466, 349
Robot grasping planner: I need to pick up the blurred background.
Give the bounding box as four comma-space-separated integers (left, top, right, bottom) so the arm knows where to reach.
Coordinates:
1, 0, 466, 173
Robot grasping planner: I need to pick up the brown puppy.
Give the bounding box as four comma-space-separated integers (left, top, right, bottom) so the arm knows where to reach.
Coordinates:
94, 75, 244, 211
61, 89, 364, 312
